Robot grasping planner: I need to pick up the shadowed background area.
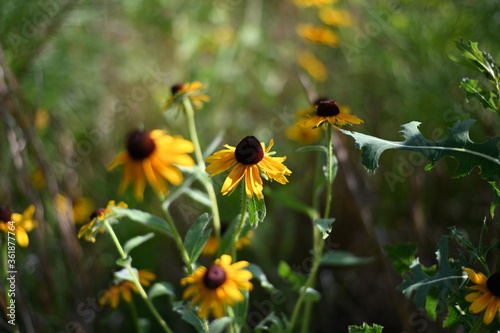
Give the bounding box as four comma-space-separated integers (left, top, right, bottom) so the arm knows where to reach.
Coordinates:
1, 0, 499, 332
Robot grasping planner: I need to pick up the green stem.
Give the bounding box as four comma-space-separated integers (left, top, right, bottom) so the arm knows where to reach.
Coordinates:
161, 206, 193, 274
103, 220, 173, 333
290, 125, 335, 331
226, 305, 238, 333
182, 98, 221, 242
231, 186, 248, 260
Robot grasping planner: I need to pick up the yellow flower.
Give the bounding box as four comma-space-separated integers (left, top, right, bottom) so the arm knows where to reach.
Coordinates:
299, 99, 364, 129
319, 8, 353, 27
0, 205, 38, 247
297, 50, 328, 82
201, 230, 254, 256
99, 270, 156, 309
107, 129, 195, 201
181, 254, 253, 318
296, 24, 340, 47
293, 0, 337, 7
163, 81, 210, 112
77, 200, 127, 242
205, 136, 292, 200
463, 268, 500, 325
72, 197, 95, 225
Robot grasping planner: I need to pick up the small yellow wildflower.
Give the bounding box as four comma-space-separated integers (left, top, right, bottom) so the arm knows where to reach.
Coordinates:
296, 24, 340, 47
463, 268, 500, 325
77, 200, 127, 242
0, 205, 38, 247
99, 270, 156, 308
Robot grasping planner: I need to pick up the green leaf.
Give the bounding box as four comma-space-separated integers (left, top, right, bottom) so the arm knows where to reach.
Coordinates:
247, 263, 277, 292
301, 286, 321, 302
313, 218, 335, 239
248, 196, 267, 227
111, 207, 174, 237
443, 304, 461, 329
233, 289, 249, 328
113, 267, 136, 283
116, 256, 132, 268
348, 323, 383, 332
341, 120, 500, 181
425, 289, 439, 320
148, 282, 176, 300
277, 261, 306, 291
123, 233, 155, 256
254, 312, 288, 333
455, 40, 499, 82
208, 317, 232, 333
398, 236, 467, 311
173, 301, 205, 333
184, 213, 212, 264
384, 243, 418, 276
489, 181, 500, 218
320, 250, 374, 267
184, 188, 211, 208
459, 78, 496, 111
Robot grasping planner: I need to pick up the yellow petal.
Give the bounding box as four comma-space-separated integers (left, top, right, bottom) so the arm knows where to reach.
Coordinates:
16, 227, 29, 247
221, 163, 246, 196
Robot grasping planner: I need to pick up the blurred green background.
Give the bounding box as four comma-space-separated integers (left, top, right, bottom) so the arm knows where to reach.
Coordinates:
1, 0, 499, 332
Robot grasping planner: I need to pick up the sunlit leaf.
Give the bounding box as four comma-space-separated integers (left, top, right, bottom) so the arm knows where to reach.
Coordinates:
184, 213, 212, 264
320, 250, 373, 267
123, 232, 155, 256
149, 282, 175, 300
348, 323, 384, 332
384, 243, 418, 276
111, 207, 174, 237
248, 196, 266, 227
313, 218, 335, 239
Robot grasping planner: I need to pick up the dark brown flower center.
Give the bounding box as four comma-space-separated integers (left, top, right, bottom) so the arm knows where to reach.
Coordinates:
313, 97, 329, 106
127, 130, 156, 160
90, 208, 107, 220
235, 136, 264, 165
171, 83, 185, 95
487, 272, 500, 297
203, 265, 227, 289
0, 205, 12, 223
316, 100, 340, 117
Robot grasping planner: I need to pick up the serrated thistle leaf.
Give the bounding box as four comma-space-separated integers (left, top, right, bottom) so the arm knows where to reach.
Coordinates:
341, 120, 500, 181
384, 243, 418, 276
489, 181, 500, 218
398, 236, 467, 311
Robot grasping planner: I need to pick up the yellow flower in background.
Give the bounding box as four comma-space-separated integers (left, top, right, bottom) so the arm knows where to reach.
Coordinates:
107, 129, 195, 201
293, 0, 337, 7
297, 50, 328, 82
463, 268, 500, 325
299, 99, 364, 129
205, 136, 292, 200
181, 254, 253, 318
72, 197, 95, 224
319, 8, 353, 27
201, 230, 254, 256
34, 108, 49, 131
30, 168, 46, 189
163, 81, 210, 112
0, 205, 38, 247
78, 200, 127, 242
296, 24, 339, 47
99, 270, 156, 308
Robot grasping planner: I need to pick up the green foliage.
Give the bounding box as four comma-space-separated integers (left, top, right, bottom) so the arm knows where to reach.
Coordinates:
320, 250, 374, 267
208, 317, 233, 333
248, 196, 267, 227
384, 243, 418, 276
455, 40, 500, 112
148, 282, 176, 300
247, 263, 277, 293
397, 237, 467, 315
489, 181, 500, 218
123, 232, 155, 256
277, 261, 306, 291
342, 120, 500, 180
254, 312, 289, 333
313, 218, 335, 239
184, 213, 211, 264
347, 323, 383, 332
111, 207, 173, 237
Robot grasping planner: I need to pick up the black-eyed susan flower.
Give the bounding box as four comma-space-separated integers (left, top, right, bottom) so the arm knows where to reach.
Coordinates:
180, 254, 253, 318
163, 81, 210, 112
201, 229, 254, 256
463, 268, 500, 325
205, 136, 291, 200
78, 200, 127, 242
299, 99, 364, 129
99, 270, 156, 308
0, 205, 38, 247
107, 129, 195, 201
296, 24, 340, 47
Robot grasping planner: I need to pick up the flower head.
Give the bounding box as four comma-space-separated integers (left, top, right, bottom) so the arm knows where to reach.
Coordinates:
296, 24, 340, 47
107, 129, 195, 201
163, 81, 210, 112
78, 200, 127, 242
181, 254, 253, 318
205, 136, 292, 200
319, 7, 353, 27
297, 50, 328, 82
99, 270, 156, 308
299, 99, 364, 129
0, 205, 38, 247
463, 268, 500, 325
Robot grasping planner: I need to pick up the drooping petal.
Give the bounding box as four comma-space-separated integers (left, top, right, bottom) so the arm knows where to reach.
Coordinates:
221, 163, 246, 196
15, 227, 29, 247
